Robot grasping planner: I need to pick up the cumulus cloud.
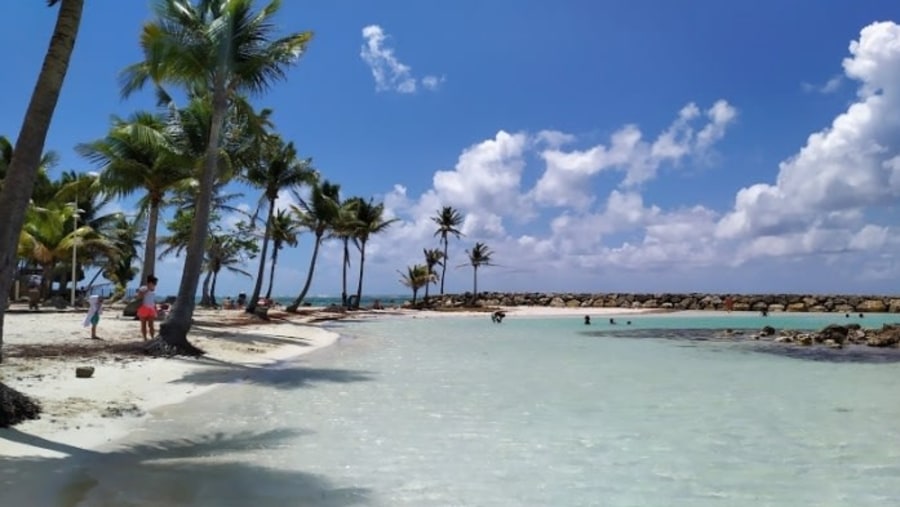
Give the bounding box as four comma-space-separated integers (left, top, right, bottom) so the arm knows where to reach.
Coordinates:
717, 21, 900, 247
531, 100, 736, 208
360, 25, 443, 94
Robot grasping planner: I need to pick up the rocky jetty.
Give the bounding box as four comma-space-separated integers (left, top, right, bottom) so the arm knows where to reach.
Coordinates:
430, 292, 900, 313
771, 323, 900, 349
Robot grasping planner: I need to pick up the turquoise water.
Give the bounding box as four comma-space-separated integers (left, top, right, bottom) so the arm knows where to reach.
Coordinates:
2, 313, 900, 506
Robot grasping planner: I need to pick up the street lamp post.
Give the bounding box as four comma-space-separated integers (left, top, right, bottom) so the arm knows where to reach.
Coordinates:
71, 198, 79, 307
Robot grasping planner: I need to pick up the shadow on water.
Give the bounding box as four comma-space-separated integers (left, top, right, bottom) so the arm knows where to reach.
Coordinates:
0, 428, 371, 506
171, 359, 376, 390
583, 328, 900, 364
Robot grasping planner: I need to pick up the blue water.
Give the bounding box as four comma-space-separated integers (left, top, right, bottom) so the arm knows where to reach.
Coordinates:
3, 312, 900, 506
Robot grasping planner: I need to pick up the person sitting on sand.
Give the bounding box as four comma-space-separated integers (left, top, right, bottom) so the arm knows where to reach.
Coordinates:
136, 275, 158, 341
491, 310, 506, 323
82, 294, 103, 340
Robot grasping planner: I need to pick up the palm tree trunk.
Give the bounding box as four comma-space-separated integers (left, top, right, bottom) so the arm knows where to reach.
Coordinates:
246, 199, 274, 314
154, 85, 228, 355
209, 271, 218, 307
439, 238, 448, 295
0, 0, 83, 364
286, 234, 321, 312
200, 269, 212, 307
353, 240, 366, 310
264, 245, 279, 301
423, 269, 431, 304
141, 197, 160, 284
472, 265, 478, 306
341, 238, 349, 307
412, 287, 418, 306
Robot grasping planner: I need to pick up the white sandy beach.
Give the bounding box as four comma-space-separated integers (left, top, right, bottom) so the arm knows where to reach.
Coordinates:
0, 306, 340, 458
0, 303, 653, 459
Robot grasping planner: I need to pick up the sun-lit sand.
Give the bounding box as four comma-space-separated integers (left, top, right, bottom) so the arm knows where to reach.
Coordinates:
0, 306, 339, 458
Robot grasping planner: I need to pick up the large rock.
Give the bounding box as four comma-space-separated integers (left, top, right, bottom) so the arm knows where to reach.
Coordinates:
858, 299, 887, 313
889, 299, 900, 313
816, 324, 848, 344
866, 324, 900, 347
549, 297, 565, 308
786, 302, 806, 312
123, 299, 140, 318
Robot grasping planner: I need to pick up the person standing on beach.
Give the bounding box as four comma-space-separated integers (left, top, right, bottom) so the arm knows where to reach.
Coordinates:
82, 294, 103, 340
136, 275, 158, 341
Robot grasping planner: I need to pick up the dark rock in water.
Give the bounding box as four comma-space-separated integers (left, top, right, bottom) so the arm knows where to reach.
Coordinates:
75, 366, 95, 378
866, 324, 900, 347
760, 325, 776, 337
0, 382, 42, 427
817, 324, 849, 345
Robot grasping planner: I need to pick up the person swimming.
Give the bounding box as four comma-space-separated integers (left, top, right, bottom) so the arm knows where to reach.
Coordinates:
584, 315, 591, 325
491, 310, 506, 323
609, 318, 616, 325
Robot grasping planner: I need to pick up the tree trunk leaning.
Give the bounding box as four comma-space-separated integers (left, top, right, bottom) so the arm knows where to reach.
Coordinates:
0, 0, 84, 363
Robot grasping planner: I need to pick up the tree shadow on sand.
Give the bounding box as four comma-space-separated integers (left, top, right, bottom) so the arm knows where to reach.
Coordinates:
0, 428, 372, 506
170, 357, 376, 390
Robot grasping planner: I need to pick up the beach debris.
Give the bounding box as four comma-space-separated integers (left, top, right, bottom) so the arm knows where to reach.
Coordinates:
767, 323, 900, 349
0, 382, 42, 427
101, 402, 143, 418
75, 366, 95, 378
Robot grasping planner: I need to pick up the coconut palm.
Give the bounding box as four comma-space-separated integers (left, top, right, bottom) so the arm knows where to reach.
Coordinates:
432, 206, 463, 295
465, 242, 493, 306
120, 0, 313, 353
399, 264, 430, 306
0, 0, 84, 369
103, 214, 145, 302
333, 197, 361, 307
243, 135, 315, 314
286, 180, 341, 312
264, 208, 300, 300
205, 232, 256, 307
351, 199, 397, 309
422, 247, 444, 304
18, 204, 116, 300
78, 112, 191, 285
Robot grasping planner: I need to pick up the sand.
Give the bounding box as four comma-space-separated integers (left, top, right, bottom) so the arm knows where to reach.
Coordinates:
0, 306, 340, 458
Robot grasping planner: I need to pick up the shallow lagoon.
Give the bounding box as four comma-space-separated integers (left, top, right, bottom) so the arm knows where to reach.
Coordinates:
2, 311, 900, 506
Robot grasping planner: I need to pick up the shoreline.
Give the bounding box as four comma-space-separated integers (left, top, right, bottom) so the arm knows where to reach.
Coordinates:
3, 305, 898, 459
0, 308, 340, 458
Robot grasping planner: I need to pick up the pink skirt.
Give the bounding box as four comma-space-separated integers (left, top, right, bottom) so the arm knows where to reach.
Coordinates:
137, 305, 157, 320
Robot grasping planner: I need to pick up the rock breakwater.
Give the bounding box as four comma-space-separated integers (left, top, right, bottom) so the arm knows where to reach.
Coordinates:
433, 292, 900, 313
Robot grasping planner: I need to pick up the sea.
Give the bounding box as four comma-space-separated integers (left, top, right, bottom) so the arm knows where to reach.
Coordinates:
2, 311, 900, 506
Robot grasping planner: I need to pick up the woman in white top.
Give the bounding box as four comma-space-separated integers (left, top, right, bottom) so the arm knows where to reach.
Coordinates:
136, 275, 158, 340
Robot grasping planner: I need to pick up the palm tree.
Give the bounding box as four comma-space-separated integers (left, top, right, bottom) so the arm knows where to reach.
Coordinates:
333, 197, 360, 308
432, 206, 463, 296
351, 199, 396, 309
465, 242, 493, 306
120, 0, 312, 353
205, 233, 255, 307
78, 112, 190, 285
243, 135, 315, 314
422, 247, 444, 305
265, 209, 300, 300
18, 204, 116, 300
0, 0, 83, 368
399, 264, 429, 306
103, 214, 144, 302
286, 180, 341, 312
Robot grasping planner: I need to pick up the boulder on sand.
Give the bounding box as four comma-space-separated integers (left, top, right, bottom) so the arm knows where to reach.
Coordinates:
0, 382, 42, 428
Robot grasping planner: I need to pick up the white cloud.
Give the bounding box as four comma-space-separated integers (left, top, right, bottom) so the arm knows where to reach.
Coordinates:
360, 25, 443, 94
532, 100, 736, 208
717, 21, 900, 246
802, 75, 843, 94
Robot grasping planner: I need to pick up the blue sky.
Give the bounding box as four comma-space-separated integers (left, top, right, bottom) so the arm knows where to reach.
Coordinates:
4, 1, 900, 298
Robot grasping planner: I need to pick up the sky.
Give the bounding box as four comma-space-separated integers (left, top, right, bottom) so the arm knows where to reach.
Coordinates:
3, 0, 900, 299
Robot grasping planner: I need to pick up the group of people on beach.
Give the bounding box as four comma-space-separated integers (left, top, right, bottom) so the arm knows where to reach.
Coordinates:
82, 275, 159, 341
